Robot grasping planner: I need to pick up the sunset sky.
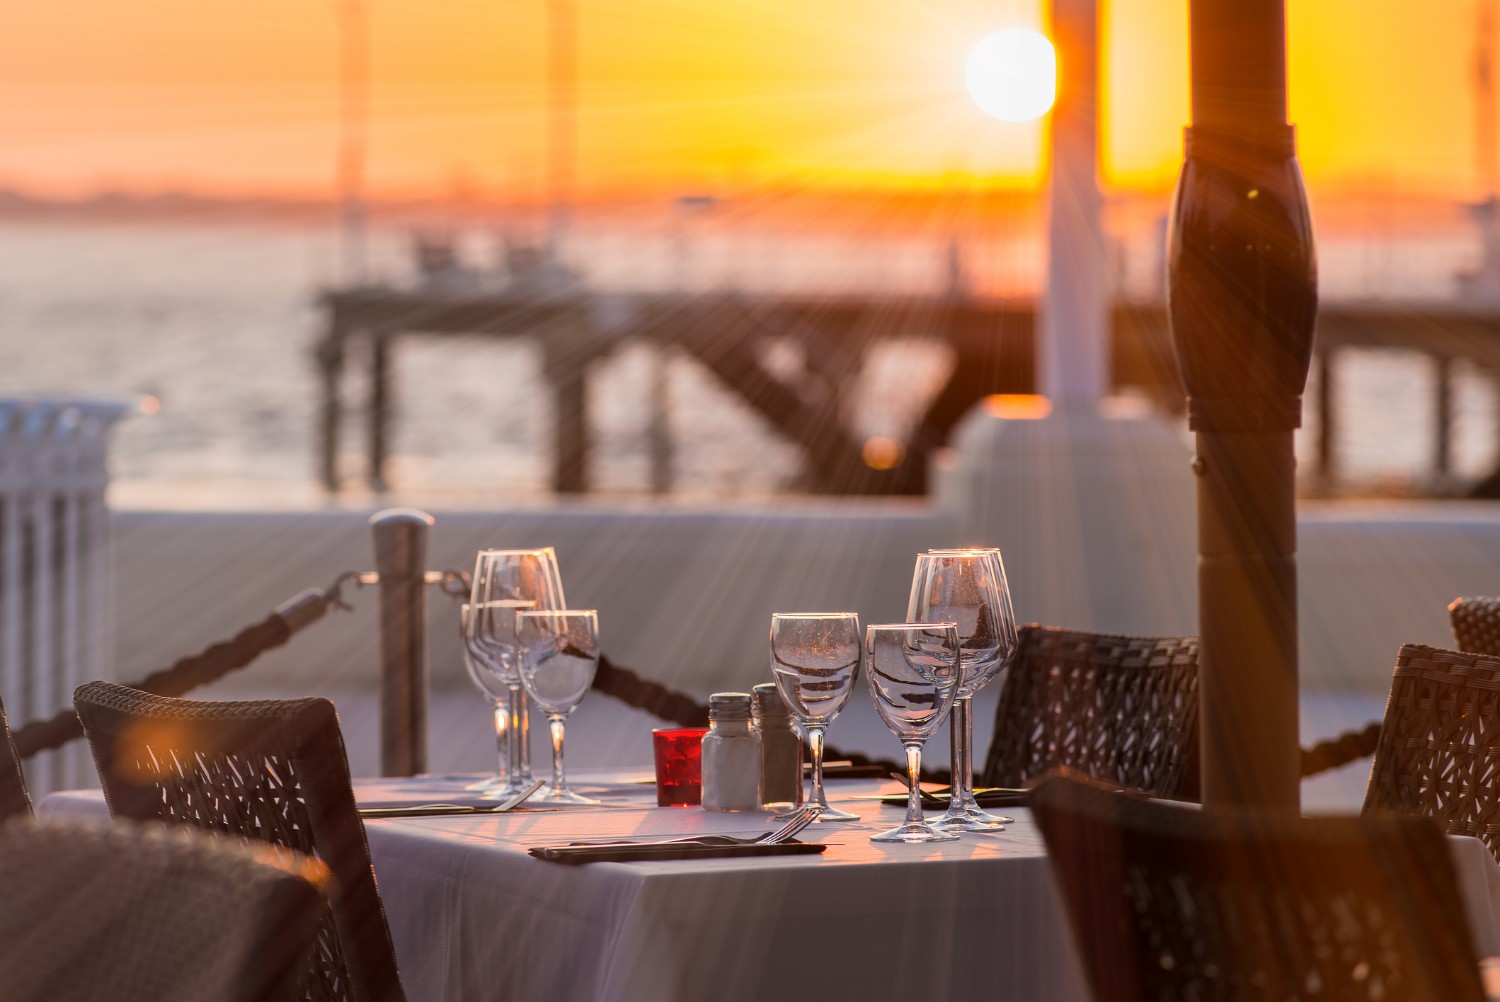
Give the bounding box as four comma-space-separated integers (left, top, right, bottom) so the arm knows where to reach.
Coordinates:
0, 0, 1481, 203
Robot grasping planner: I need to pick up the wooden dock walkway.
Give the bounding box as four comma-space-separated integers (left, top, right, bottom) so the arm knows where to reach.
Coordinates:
314, 286, 1500, 496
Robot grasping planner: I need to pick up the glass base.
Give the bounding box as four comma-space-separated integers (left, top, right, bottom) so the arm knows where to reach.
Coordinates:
932, 807, 1006, 833
477, 776, 537, 801
810, 805, 860, 823
871, 819, 959, 844
533, 785, 601, 806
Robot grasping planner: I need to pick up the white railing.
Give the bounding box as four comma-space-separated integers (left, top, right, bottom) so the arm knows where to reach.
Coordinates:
0, 399, 130, 794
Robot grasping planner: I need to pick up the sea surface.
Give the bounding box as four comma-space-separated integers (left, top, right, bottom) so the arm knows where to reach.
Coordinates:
0, 215, 1495, 508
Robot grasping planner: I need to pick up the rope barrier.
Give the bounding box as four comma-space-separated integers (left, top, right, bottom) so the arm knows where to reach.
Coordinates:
1299, 721, 1382, 778
12, 556, 1382, 785
12, 576, 359, 760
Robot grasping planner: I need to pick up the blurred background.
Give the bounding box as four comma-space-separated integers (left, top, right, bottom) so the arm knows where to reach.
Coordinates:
3, 0, 1498, 506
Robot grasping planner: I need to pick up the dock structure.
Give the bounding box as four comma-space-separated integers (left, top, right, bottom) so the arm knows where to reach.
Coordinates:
313, 285, 1500, 496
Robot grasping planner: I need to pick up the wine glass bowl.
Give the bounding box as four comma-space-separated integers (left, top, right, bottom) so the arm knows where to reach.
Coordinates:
770, 612, 861, 823
470, 548, 567, 795
459, 602, 514, 793
516, 609, 601, 806
908, 549, 1018, 833
865, 622, 961, 844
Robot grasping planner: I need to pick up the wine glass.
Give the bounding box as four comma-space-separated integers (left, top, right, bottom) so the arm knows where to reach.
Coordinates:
908, 549, 1018, 833
471, 548, 567, 794
516, 609, 600, 806
770, 612, 862, 823
865, 622, 961, 843
459, 601, 520, 793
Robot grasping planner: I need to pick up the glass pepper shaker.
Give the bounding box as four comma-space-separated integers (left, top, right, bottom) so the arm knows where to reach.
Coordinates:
701, 692, 761, 812
752, 682, 803, 811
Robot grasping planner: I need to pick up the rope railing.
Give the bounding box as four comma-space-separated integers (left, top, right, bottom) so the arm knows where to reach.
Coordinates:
12, 555, 1386, 783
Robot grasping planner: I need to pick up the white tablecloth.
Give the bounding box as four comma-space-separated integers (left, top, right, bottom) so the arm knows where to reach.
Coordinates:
43, 773, 1500, 1002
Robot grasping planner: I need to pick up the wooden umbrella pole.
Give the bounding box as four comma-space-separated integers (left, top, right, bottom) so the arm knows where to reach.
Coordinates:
1168, 0, 1318, 810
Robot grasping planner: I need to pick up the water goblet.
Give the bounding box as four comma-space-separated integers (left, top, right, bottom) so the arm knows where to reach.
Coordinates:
459, 602, 513, 793
516, 609, 601, 806
909, 549, 1018, 832
471, 548, 567, 792
770, 612, 862, 823
865, 622, 961, 843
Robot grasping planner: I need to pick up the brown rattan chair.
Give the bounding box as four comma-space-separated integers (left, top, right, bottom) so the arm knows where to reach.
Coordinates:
1449, 596, 1500, 655
1363, 642, 1500, 864
0, 693, 32, 820
0, 817, 329, 1002
980, 625, 1200, 798
1032, 769, 1485, 1002
73, 681, 406, 1002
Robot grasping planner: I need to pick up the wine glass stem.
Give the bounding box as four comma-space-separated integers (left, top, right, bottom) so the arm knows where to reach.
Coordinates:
508, 685, 533, 783
945, 696, 974, 820
492, 703, 510, 781
807, 725, 830, 810
903, 742, 925, 828
548, 714, 569, 794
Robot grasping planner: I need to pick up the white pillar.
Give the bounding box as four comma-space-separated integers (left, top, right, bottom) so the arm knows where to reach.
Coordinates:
1042, 0, 1108, 408
931, 0, 1195, 635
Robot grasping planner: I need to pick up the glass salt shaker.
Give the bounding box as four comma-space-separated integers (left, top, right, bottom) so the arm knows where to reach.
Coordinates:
753, 682, 803, 811
701, 692, 761, 812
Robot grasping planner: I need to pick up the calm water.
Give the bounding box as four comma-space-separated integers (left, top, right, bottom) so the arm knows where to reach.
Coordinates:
0, 217, 1494, 506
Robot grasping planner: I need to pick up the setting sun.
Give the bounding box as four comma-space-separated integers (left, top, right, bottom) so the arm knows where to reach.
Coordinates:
965, 29, 1057, 124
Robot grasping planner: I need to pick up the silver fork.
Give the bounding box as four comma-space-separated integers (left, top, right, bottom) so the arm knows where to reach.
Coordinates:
568, 804, 822, 848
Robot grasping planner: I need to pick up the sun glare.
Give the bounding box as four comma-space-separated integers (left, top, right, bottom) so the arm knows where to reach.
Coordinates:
965, 29, 1057, 123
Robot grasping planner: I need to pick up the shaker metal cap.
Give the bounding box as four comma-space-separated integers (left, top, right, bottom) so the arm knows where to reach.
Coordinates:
751, 682, 791, 722
708, 691, 753, 720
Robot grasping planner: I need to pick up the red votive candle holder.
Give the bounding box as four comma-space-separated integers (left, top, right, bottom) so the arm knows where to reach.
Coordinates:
652, 727, 708, 807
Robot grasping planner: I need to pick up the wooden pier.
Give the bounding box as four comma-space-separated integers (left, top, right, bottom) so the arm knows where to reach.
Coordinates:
314, 286, 1500, 496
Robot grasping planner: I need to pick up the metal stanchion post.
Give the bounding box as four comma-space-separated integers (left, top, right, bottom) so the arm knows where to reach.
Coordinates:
370, 508, 434, 776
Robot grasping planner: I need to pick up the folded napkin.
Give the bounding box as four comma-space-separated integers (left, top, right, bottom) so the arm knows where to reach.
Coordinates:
529, 841, 826, 864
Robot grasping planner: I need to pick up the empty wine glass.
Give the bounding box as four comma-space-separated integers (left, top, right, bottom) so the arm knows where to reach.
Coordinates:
865, 622, 961, 843
909, 549, 1018, 833
471, 548, 567, 794
770, 612, 862, 823
516, 609, 600, 806
459, 602, 516, 793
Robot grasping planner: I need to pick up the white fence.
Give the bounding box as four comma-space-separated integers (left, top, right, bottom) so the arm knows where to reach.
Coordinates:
0, 399, 130, 794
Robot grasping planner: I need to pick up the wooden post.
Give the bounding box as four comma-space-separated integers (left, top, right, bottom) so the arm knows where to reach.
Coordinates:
1315, 347, 1335, 485
546, 317, 590, 494
1169, 0, 1317, 811
371, 508, 433, 777
1435, 354, 1453, 479
368, 334, 391, 492
317, 323, 345, 492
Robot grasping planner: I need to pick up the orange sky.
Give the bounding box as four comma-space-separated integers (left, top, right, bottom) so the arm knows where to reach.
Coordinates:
0, 0, 1480, 202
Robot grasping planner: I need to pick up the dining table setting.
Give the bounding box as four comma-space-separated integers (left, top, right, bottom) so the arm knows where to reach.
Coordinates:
37, 542, 1500, 1000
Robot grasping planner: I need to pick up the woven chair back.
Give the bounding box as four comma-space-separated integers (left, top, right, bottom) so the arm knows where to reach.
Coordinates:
0, 817, 328, 1002
1449, 596, 1500, 656
981, 625, 1200, 798
1033, 770, 1484, 1002
73, 681, 406, 1002
0, 693, 32, 821
1364, 642, 1500, 864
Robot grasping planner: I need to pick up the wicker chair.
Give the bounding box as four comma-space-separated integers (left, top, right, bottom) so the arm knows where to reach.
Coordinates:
0, 693, 32, 820
1449, 596, 1500, 655
1363, 642, 1500, 864
980, 625, 1200, 798
73, 682, 406, 1002
0, 817, 329, 1002
1032, 770, 1484, 1002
